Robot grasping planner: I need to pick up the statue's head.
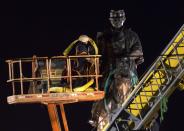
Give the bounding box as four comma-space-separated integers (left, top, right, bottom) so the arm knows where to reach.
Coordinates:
109, 10, 126, 29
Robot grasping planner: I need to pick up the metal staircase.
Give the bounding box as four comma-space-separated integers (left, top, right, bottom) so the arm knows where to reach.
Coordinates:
100, 24, 184, 131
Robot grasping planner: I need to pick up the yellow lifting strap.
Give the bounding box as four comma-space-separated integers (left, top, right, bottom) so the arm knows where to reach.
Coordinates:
48, 78, 95, 93
63, 35, 98, 56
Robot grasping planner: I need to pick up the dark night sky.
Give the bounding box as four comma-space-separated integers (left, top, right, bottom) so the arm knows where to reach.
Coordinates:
0, 1, 184, 131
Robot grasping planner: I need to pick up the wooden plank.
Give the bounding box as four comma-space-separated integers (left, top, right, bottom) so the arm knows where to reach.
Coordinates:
47, 104, 61, 131
7, 91, 105, 104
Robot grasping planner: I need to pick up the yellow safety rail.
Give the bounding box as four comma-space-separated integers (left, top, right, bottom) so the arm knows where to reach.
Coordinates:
128, 27, 184, 117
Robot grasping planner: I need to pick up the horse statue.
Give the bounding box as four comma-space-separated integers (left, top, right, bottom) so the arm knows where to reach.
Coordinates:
90, 56, 140, 131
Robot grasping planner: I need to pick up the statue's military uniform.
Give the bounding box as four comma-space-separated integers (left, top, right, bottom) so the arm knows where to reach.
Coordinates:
97, 27, 144, 88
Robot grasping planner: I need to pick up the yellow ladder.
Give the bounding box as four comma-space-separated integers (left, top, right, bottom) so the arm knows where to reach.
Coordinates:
101, 24, 184, 131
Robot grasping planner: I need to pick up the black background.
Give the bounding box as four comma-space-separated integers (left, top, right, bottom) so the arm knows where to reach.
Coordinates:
0, 0, 184, 131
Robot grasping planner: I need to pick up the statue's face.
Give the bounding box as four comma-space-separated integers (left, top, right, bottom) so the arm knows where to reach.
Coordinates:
109, 17, 125, 28
109, 10, 126, 28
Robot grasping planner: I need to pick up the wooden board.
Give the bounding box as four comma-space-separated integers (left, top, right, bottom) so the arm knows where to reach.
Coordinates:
7, 91, 104, 104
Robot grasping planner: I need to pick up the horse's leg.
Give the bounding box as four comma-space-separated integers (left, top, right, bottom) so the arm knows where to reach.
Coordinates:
97, 108, 110, 131
122, 81, 131, 101
116, 78, 131, 102
90, 100, 107, 127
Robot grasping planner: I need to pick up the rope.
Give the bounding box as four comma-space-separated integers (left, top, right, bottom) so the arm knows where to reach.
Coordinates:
103, 69, 116, 113
130, 70, 138, 87
104, 70, 116, 94
160, 96, 168, 122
